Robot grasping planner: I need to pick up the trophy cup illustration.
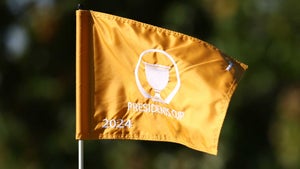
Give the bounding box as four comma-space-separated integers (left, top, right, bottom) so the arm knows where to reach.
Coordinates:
143, 62, 170, 103
135, 49, 181, 104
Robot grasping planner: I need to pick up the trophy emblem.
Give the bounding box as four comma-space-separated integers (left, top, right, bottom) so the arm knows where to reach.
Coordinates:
144, 62, 170, 102
135, 49, 181, 104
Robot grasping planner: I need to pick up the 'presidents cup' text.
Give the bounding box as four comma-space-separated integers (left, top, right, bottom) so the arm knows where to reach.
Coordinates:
127, 102, 184, 120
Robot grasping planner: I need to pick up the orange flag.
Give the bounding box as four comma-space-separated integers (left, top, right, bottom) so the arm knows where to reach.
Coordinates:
76, 10, 247, 155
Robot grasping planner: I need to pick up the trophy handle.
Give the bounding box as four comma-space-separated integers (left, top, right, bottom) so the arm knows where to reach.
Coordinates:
135, 49, 181, 104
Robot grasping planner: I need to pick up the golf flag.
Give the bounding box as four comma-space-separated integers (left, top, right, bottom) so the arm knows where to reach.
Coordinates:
76, 10, 247, 155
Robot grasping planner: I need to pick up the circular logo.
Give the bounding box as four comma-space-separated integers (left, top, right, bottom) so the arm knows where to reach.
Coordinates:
135, 49, 181, 104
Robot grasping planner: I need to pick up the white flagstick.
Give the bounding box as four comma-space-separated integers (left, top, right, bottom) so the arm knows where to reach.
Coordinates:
78, 140, 84, 169
77, 4, 84, 169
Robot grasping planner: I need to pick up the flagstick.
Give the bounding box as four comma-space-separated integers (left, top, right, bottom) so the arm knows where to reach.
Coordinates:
77, 3, 85, 169
78, 140, 84, 169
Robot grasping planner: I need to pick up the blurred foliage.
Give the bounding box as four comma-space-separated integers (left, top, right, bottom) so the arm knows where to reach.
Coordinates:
0, 0, 300, 169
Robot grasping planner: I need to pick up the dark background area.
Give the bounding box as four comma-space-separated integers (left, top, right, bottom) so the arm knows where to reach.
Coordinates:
0, 0, 299, 169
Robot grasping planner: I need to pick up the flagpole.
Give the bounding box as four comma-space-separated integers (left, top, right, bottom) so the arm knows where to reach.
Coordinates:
77, 3, 84, 169
78, 140, 84, 169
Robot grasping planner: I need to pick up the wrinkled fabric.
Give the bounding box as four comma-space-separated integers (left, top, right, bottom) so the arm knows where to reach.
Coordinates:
76, 10, 247, 155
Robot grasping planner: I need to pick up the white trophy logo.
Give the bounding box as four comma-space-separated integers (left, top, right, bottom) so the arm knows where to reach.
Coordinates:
135, 49, 181, 104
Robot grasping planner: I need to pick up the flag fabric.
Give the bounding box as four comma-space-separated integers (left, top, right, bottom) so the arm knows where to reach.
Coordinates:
76, 9, 247, 155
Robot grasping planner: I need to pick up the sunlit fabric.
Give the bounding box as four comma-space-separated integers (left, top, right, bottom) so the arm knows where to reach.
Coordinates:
76, 10, 247, 155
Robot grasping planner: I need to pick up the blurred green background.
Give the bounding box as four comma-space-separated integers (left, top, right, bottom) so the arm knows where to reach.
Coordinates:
0, 0, 299, 169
